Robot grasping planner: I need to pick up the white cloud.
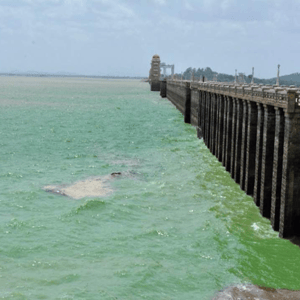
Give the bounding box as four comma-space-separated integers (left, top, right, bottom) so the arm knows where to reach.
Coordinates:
202, 0, 217, 11
220, 0, 234, 11
184, 1, 193, 11
152, 0, 167, 6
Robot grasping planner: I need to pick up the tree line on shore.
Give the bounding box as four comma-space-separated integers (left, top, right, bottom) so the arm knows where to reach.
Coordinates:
172, 67, 300, 87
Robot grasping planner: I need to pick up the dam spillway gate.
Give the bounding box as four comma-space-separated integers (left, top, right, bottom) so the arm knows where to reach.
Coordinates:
158, 79, 300, 239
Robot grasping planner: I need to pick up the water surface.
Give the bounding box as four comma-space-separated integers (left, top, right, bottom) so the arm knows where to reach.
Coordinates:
0, 76, 300, 300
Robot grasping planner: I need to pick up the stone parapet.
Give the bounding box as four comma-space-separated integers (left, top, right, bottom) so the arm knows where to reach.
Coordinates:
177, 80, 300, 110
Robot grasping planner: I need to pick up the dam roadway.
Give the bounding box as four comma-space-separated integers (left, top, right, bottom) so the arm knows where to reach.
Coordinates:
156, 78, 300, 240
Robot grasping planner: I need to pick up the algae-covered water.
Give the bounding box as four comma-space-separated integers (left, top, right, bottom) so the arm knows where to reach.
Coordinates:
0, 76, 300, 300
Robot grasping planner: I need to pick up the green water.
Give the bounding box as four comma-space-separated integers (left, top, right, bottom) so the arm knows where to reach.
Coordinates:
0, 77, 300, 300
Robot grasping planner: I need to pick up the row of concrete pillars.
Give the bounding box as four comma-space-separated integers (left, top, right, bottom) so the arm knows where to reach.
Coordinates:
160, 80, 300, 239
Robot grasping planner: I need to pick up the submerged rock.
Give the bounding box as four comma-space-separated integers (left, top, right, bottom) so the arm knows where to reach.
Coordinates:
212, 284, 300, 300
43, 176, 112, 199
43, 171, 140, 199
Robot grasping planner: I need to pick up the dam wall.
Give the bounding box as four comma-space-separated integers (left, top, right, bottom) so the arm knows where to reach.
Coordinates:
159, 79, 300, 239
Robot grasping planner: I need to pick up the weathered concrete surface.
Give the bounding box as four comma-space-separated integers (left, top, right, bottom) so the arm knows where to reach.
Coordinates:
184, 82, 191, 124
234, 98, 243, 183
166, 81, 186, 114
150, 81, 160, 92
212, 285, 300, 300
271, 107, 284, 231
191, 88, 200, 126
221, 97, 228, 167
279, 111, 300, 238
239, 100, 248, 190
225, 96, 233, 172
260, 105, 276, 218
160, 80, 167, 98
216, 94, 223, 161
244, 101, 257, 195
253, 103, 264, 206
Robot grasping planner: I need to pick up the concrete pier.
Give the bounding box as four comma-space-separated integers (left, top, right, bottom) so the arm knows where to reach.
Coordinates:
245, 101, 257, 195
157, 78, 300, 239
254, 103, 264, 206
239, 100, 248, 190
271, 107, 284, 231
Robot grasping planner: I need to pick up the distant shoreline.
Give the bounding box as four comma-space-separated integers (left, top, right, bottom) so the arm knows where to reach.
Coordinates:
0, 73, 147, 79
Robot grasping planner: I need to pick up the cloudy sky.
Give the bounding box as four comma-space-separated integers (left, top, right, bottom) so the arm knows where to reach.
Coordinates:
0, 0, 299, 78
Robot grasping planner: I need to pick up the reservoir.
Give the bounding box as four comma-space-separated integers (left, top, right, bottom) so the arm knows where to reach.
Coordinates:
1, 77, 300, 299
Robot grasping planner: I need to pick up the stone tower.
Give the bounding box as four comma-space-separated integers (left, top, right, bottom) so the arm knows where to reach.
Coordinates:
149, 54, 161, 91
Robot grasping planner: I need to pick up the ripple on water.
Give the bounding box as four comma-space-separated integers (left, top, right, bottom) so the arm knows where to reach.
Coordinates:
75, 199, 106, 213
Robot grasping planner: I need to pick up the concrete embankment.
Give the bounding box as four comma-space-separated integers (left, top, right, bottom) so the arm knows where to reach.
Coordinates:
158, 79, 300, 241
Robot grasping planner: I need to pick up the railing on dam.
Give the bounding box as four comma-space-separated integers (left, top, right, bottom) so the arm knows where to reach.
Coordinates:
158, 79, 300, 240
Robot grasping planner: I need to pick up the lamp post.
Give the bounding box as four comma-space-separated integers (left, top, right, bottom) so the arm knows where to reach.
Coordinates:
276, 64, 280, 86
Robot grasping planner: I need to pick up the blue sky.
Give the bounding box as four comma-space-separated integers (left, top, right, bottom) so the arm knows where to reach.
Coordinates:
0, 0, 299, 78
